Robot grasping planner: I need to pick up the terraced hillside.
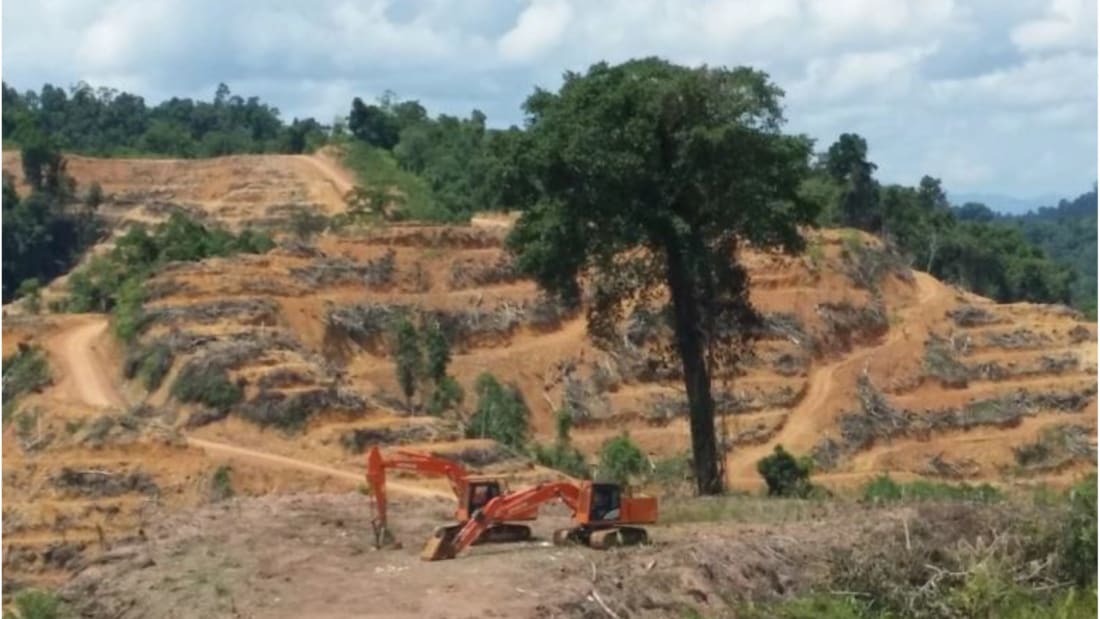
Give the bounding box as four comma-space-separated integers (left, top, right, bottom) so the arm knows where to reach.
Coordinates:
2, 153, 1096, 593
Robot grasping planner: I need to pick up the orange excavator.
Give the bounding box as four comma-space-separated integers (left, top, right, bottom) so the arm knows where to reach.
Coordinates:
421, 480, 658, 560
365, 446, 537, 548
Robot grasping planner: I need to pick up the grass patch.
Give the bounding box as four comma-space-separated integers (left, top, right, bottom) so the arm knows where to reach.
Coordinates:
3, 588, 68, 619
861, 474, 1002, 505
340, 142, 451, 221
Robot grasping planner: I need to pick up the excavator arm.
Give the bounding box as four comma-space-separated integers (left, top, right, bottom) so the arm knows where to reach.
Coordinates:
423, 481, 580, 561
366, 447, 470, 548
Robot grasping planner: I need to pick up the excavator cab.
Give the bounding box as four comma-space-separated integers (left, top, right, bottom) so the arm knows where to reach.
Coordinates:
465, 479, 503, 515
588, 483, 622, 522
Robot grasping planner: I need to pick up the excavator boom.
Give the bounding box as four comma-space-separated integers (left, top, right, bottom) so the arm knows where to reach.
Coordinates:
365, 446, 535, 549
423, 481, 580, 560
366, 447, 470, 547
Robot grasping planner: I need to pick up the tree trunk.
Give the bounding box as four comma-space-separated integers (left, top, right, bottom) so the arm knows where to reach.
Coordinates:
663, 238, 723, 495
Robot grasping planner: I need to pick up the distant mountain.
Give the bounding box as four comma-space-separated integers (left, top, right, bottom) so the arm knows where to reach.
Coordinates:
950, 192, 1066, 215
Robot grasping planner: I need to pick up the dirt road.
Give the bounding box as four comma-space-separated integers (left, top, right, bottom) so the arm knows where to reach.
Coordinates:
46, 315, 125, 409
297, 151, 356, 196
727, 272, 949, 485
46, 315, 442, 497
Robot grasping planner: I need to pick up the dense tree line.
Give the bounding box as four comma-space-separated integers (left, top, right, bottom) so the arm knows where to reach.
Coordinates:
1002, 188, 1097, 318
346, 94, 530, 220
805, 134, 1084, 312
2, 141, 102, 302
343, 94, 1092, 318
4, 78, 1090, 320
2, 82, 329, 157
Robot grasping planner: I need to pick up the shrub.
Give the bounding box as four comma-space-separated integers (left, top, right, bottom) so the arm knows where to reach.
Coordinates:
289, 209, 329, 241
424, 320, 450, 383
2, 345, 51, 405
427, 376, 464, 416
390, 317, 423, 409
65, 214, 273, 318
210, 465, 234, 502
1060, 474, 1097, 586
133, 342, 173, 391
532, 441, 590, 479
597, 433, 647, 485
111, 276, 147, 342
465, 373, 528, 448
84, 181, 104, 209
16, 278, 42, 314
531, 408, 590, 479
171, 364, 242, 411
756, 445, 814, 497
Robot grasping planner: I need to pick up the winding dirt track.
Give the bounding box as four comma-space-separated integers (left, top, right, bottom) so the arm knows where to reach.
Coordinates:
48, 315, 445, 498
297, 152, 356, 196
727, 272, 948, 486
48, 316, 125, 409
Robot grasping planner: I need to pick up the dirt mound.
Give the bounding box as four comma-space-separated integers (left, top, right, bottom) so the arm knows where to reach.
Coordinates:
51, 492, 1052, 619
1, 151, 352, 231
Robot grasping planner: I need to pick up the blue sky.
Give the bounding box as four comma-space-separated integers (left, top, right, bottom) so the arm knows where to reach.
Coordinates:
3, 0, 1096, 201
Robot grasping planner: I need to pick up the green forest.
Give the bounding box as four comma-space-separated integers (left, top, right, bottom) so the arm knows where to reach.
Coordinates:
1, 79, 1095, 317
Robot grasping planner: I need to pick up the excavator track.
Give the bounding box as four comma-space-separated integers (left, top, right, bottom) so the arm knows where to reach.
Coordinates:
480, 523, 532, 544
553, 526, 649, 549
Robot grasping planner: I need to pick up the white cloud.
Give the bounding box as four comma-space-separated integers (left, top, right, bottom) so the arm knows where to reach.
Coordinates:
1011, 0, 1097, 53
795, 45, 936, 102
498, 0, 572, 62
1, 0, 1095, 197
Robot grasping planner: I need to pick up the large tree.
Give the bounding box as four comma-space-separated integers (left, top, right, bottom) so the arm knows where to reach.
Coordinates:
823, 133, 880, 231
506, 58, 817, 494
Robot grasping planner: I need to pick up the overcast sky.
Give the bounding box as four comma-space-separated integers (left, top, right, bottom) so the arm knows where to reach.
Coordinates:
3, 0, 1096, 199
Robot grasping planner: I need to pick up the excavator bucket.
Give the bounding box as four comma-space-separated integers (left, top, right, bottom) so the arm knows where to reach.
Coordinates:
421, 524, 461, 561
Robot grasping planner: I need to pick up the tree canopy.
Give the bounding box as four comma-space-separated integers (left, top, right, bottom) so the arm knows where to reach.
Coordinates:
506, 58, 818, 494
3, 82, 329, 157
807, 132, 1084, 314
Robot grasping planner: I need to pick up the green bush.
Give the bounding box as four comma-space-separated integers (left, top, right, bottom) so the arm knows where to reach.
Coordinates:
597, 433, 647, 485
465, 373, 529, 448
65, 214, 273, 318
1060, 474, 1097, 586
124, 342, 173, 391
390, 317, 423, 409
2, 346, 51, 406
171, 365, 242, 411
210, 465, 234, 502
341, 142, 446, 221
427, 375, 464, 416
288, 209, 329, 241
16, 278, 42, 313
757, 445, 815, 497
531, 441, 590, 479
111, 276, 147, 342
2, 588, 66, 619
531, 408, 590, 478
424, 320, 450, 383
861, 474, 1003, 504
